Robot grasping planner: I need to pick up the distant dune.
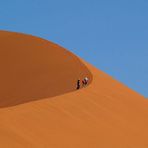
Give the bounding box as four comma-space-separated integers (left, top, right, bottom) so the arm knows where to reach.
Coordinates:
0, 31, 148, 148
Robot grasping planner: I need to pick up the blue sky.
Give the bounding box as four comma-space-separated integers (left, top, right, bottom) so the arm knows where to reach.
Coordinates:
0, 0, 148, 97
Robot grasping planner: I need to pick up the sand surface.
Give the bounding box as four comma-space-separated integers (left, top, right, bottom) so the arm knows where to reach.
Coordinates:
0, 31, 148, 148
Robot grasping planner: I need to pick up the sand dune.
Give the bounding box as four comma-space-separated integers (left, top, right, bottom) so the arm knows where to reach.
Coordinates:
0, 31, 148, 148
0, 31, 92, 107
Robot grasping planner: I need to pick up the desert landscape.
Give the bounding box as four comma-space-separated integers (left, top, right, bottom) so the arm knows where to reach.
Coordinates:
0, 31, 148, 148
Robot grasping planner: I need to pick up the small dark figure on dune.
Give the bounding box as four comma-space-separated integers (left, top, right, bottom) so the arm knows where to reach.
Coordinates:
82, 77, 89, 86
77, 79, 80, 90
77, 77, 89, 90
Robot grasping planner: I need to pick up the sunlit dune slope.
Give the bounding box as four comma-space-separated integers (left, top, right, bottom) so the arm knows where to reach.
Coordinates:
0, 31, 148, 148
0, 31, 92, 107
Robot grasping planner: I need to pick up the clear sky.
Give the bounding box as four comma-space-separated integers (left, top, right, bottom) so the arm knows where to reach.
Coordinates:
0, 0, 148, 97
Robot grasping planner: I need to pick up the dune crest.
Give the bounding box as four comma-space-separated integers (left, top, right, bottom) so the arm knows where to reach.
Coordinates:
0, 31, 148, 148
0, 31, 92, 107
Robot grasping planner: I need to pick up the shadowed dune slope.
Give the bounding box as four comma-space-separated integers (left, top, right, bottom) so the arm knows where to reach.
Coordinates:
0, 31, 148, 148
0, 31, 92, 107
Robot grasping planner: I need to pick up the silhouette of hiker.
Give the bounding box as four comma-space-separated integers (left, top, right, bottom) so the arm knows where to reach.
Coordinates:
82, 77, 89, 86
77, 79, 80, 90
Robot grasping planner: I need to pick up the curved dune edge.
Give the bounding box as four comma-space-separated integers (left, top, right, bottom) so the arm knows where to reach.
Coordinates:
0, 32, 148, 148
0, 60, 148, 148
0, 30, 92, 108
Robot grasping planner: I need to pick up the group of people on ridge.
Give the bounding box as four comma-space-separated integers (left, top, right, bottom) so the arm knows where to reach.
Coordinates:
77, 77, 89, 90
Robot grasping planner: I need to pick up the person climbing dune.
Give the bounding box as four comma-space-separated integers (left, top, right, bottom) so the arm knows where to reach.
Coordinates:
82, 77, 89, 86
77, 79, 80, 90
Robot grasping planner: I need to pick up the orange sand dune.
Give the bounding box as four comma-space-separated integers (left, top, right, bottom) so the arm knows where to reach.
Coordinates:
0, 31, 148, 148
0, 31, 92, 107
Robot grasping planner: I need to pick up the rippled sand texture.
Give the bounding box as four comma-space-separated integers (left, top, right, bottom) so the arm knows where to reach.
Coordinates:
0, 31, 148, 148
